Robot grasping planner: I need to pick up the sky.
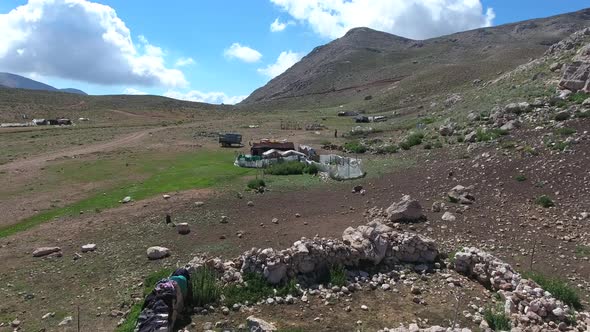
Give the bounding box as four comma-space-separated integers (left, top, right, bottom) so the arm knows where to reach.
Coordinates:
0, 1, 588, 104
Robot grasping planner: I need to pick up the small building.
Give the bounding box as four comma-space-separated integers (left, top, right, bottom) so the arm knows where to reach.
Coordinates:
251, 141, 295, 156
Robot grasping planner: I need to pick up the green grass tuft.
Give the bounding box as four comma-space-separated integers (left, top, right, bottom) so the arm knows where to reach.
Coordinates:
484, 306, 511, 331
192, 267, 221, 307
222, 273, 298, 306
247, 179, 266, 190
476, 128, 509, 142
329, 264, 347, 287
400, 132, 424, 150
265, 161, 318, 176
515, 174, 527, 182
554, 128, 576, 136
523, 272, 581, 309
343, 140, 367, 154
535, 195, 554, 208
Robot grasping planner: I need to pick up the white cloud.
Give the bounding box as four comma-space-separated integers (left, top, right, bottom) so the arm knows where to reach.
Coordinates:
258, 51, 302, 79
175, 57, 195, 67
270, 18, 290, 32
164, 90, 247, 105
124, 88, 148, 95
224, 43, 262, 63
269, 0, 495, 40
0, 0, 187, 87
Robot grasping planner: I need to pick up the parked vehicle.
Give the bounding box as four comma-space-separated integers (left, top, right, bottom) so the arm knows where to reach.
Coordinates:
218, 133, 242, 147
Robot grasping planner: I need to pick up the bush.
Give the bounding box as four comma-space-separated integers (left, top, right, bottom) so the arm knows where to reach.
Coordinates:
223, 272, 298, 306
535, 195, 554, 208
344, 140, 367, 154
192, 267, 221, 307
515, 174, 527, 182
523, 272, 581, 309
484, 307, 511, 331
304, 163, 319, 175
501, 141, 517, 149
265, 162, 306, 175
399, 132, 424, 150
247, 179, 266, 190
555, 127, 576, 136
329, 265, 347, 287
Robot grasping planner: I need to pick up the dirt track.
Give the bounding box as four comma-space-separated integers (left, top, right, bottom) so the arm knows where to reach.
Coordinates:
0, 126, 164, 173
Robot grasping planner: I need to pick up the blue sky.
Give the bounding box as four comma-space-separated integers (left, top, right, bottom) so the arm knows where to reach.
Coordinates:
0, 1, 588, 104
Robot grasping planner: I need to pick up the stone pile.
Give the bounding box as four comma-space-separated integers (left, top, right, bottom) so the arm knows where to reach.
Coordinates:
453, 248, 585, 330
187, 198, 436, 287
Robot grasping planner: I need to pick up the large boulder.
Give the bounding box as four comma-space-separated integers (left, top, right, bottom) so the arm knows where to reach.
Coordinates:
247, 316, 277, 332
342, 224, 388, 264
147, 246, 170, 260
386, 195, 425, 223
559, 61, 590, 93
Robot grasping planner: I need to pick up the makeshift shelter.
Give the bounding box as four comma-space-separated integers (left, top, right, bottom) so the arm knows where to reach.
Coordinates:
314, 154, 365, 180
251, 141, 295, 156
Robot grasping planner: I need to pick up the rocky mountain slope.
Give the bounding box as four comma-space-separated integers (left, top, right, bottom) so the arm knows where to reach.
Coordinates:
0, 72, 87, 95
242, 8, 590, 110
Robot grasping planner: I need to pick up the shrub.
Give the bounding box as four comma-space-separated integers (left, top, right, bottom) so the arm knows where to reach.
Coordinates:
192, 267, 221, 307
423, 143, 432, 150
433, 141, 443, 149
247, 179, 266, 190
456, 135, 464, 143
576, 111, 589, 118
344, 140, 367, 154
265, 162, 306, 175
303, 163, 319, 175
329, 265, 347, 287
515, 174, 527, 182
400, 132, 424, 150
535, 195, 554, 208
555, 127, 576, 136
523, 272, 581, 309
484, 307, 511, 331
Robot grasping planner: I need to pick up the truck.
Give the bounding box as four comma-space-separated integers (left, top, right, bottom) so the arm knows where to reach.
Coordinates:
218, 133, 242, 147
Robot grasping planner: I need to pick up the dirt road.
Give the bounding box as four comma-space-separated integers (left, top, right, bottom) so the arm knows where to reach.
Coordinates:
0, 126, 164, 173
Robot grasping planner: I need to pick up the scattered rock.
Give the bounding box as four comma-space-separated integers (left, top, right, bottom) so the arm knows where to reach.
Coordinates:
32, 247, 61, 257
81, 244, 97, 253
272, 218, 279, 224
58, 316, 73, 326
11, 319, 20, 328
146, 246, 170, 260
195, 201, 205, 207
121, 196, 132, 203
448, 185, 475, 205
177, 223, 190, 235
247, 316, 277, 332
162, 194, 171, 199
247, 201, 254, 207
386, 195, 425, 223
220, 216, 228, 224
441, 212, 456, 222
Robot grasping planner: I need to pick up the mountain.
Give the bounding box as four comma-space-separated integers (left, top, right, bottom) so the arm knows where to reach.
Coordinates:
242, 8, 590, 110
0, 72, 87, 95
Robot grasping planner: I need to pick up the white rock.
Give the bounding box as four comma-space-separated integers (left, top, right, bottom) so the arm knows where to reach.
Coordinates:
246, 316, 277, 332
146, 246, 170, 260
163, 194, 171, 199
360, 305, 368, 311
122, 196, 131, 203
58, 316, 73, 326
177, 223, 190, 235
441, 212, 456, 222
32, 247, 61, 257
81, 244, 97, 253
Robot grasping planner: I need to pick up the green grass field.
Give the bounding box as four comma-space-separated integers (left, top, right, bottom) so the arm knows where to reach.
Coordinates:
0, 150, 255, 238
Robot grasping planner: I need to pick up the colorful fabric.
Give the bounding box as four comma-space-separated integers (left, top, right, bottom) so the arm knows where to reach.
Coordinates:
170, 276, 188, 297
